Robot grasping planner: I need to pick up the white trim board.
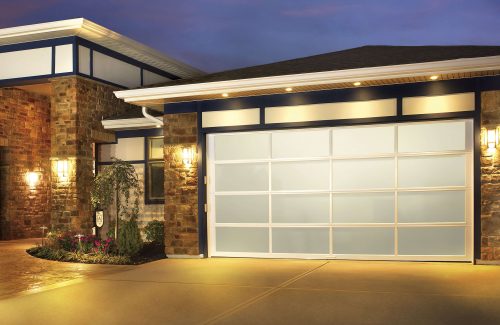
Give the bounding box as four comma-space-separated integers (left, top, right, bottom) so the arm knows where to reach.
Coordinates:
115, 55, 500, 104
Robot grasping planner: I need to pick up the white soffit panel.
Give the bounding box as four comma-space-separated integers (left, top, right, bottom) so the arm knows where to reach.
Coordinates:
265, 99, 396, 124
403, 92, 475, 115
55, 44, 73, 73
202, 108, 260, 128
78, 45, 91, 75
0, 47, 51, 80
93, 50, 141, 88
99, 137, 144, 162
143, 70, 170, 86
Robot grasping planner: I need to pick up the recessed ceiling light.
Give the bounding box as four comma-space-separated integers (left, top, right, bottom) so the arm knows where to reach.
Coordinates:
430, 75, 439, 80
222, 93, 229, 97
353, 82, 361, 86
285, 87, 293, 92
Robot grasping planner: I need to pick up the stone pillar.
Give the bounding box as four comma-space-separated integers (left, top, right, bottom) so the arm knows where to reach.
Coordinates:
0, 88, 51, 239
50, 76, 131, 233
164, 112, 199, 256
481, 90, 500, 261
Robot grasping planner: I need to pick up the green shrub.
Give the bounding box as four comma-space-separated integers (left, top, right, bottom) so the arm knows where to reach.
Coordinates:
144, 220, 164, 245
117, 216, 143, 256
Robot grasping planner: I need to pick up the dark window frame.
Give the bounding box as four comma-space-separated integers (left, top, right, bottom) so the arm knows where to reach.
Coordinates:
145, 136, 165, 204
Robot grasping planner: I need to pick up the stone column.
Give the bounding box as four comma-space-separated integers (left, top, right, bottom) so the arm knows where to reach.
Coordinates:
164, 112, 199, 256
481, 90, 500, 261
50, 76, 130, 233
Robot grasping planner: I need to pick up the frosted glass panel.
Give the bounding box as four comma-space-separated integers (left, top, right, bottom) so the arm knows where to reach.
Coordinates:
272, 194, 329, 223
333, 158, 395, 190
272, 161, 329, 191
333, 193, 394, 223
215, 133, 270, 160
216, 195, 268, 223
215, 163, 268, 191
333, 227, 394, 254
272, 228, 329, 254
398, 121, 466, 153
398, 155, 465, 188
272, 129, 330, 158
398, 191, 465, 223
216, 227, 269, 253
332, 125, 394, 156
398, 227, 465, 255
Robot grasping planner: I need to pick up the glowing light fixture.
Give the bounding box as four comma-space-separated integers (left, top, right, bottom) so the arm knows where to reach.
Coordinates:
56, 160, 69, 181
285, 87, 293, 92
182, 147, 194, 167
353, 82, 361, 86
430, 75, 439, 81
26, 172, 40, 189
222, 93, 229, 98
482, 127, 499, 149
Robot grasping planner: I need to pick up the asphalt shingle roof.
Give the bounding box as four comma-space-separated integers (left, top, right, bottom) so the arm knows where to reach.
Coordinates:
148, 45, 500, 88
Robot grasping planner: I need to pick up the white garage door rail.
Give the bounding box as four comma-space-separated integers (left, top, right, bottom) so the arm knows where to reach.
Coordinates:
206, 119, 473, 261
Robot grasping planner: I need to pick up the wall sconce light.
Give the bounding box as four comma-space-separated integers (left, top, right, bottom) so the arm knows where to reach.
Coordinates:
482, 127, 499, 149
56, 159, 69, 181
182, 147, 194, 167
26, 172, 40, 189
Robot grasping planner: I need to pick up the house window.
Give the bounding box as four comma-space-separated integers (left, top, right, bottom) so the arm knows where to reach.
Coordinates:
146, 137, 164, 203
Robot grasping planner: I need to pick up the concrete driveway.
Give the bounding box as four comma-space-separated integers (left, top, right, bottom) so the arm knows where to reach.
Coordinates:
1, 250, 500, 324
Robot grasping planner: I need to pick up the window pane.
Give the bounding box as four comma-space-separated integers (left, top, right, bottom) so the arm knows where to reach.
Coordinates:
215, 227, 269, 253
398, 155, 465, 188
272, 161, 330, 191
272, 194, 329, 223
398, 121, 466, 153
398, 227, 465, 255
148, 162, 164, 199
215, 163, 268, 191
398, 191, 465, 223
272, 228, 329, 254
333, 192, 394, 223
333, 158, 395, 190
149, 137, 163, 160
215, 195, 268, 223
215, 133, 270, 160
272, 129, 330, 158
332, 125, 395, 156
333, 227, 394, 255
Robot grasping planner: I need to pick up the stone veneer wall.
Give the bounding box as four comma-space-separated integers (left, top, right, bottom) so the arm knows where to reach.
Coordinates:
481, 90, 500, 261
50, 76, 134, 232
0, 88, 51, 239
164, 112, 199, 255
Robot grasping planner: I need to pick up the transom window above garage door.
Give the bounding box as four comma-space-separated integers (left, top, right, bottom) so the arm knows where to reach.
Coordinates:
206, 119, 473, 261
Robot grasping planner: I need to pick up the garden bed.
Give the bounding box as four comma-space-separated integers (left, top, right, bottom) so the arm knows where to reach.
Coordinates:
27, 243, 166, 265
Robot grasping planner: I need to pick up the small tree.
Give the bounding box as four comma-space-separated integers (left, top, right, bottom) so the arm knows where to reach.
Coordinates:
91, 158, 141, 240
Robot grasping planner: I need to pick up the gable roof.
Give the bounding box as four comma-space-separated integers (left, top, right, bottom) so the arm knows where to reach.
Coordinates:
149, 45, 500, 87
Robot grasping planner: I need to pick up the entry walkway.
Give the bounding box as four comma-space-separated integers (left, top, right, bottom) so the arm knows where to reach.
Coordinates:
1, 247, 499, 324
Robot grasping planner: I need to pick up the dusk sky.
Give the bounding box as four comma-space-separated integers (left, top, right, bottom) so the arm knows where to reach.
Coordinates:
1, 0, 499, 73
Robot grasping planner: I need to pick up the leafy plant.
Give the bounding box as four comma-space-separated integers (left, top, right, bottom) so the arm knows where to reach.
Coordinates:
90, 158, 142, 240
144, 220, 164, 245
117, 215, 143, 256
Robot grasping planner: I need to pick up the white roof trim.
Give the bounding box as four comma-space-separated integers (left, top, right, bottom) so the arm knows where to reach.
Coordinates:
102, 117, 162, 130
0, 18, 204, 79
115, 55, 500, 104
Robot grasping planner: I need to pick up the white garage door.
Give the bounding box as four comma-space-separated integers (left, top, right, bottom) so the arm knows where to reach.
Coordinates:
206, 119, 473, 261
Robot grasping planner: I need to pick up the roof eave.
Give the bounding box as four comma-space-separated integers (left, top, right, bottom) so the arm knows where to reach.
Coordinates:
114, 55, 500, 105
0, 18, 205, 78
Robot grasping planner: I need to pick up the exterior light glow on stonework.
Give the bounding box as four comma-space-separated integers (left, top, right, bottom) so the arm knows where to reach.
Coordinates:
182, 147, 194, 167
26, 172, 40, 189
